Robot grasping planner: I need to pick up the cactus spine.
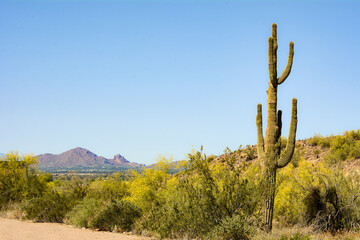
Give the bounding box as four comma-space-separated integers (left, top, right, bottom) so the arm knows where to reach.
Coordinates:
256, 23, 298, 232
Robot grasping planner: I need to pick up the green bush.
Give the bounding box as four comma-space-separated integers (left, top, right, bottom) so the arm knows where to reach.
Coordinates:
68, 198, 141, 232
275, 154, 360, 231
278, 233, 311, 240
89, 200, 141, 232
330, 130, 360, 161
207, 214, 254, 240
302, 186, 325, 225
307, 133, 332, 148
298, 159, 360, 232
86, 173, 129, 201
244, 145, 256, 161
67, 197, 103, 228
134, 148, 260, 239
62, 176, 89, 200
307, 183, 360, 232
0, 152, 49, 207
345, 129, 360, 140
22, 189, 72, 222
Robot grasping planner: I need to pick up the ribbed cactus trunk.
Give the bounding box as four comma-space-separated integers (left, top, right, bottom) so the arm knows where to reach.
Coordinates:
257, 23, 298, 232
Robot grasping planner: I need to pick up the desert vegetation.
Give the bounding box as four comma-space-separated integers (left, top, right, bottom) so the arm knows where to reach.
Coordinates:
1, 131, 360, 239
1, 24, 360, 240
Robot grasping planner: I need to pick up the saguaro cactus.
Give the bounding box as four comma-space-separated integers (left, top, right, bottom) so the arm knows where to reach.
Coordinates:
256, 23, 298, 232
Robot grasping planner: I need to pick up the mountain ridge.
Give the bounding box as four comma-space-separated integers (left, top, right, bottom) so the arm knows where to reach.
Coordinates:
37, 147, 143, 168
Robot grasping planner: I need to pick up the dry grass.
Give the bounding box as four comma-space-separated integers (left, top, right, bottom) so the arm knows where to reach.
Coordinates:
0, 204, 25, 220
253, 226, 360, 240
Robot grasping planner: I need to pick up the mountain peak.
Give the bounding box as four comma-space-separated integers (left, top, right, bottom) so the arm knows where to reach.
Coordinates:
112, 154, 129, 164
72, 147, 88, 151
70, 147, 96, 154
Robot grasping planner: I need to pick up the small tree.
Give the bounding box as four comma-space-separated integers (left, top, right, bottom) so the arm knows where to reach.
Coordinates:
0, 152, 47, 207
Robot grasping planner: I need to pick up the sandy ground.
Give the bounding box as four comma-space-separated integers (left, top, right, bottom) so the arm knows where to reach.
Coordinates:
0, 218, 153, 240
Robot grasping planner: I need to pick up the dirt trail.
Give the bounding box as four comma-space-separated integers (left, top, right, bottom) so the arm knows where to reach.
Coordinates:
0, 218, 153, 240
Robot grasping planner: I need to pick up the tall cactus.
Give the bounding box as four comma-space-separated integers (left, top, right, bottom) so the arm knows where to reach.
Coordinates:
256, 23, 298, 232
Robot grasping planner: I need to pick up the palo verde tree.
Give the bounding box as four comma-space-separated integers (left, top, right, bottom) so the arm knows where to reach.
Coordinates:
256, 23, 298, 232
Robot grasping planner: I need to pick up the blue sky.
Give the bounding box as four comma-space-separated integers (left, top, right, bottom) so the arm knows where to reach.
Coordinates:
0, 0, 359, 164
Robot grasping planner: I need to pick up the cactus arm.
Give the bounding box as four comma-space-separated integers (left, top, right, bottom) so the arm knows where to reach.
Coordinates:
276, 110, 282, 141
256, 104, 265, 161
272, 23, 278, 54
277, 98, 298, 168
278, 42, 294, 85
268, 37, 277, 86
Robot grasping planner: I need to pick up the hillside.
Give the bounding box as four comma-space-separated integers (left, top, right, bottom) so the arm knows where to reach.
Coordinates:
37, 147, 144, 170
216, 130, 360, 174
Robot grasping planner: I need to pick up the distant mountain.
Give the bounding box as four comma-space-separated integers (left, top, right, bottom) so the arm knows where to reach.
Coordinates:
37, 147, 143, 168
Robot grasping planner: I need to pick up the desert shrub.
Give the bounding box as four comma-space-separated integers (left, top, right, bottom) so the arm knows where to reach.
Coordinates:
277, 233, 311, 240
331, 136, 352, 160
206, 214, 254, 240
275, 158, 315, 225
51, 175, 90, 202
89, 200, 141, 232
330, 130, 360, 161
244, 145, 256, 161
127, 158, 181, 237
0, 152, 50, 208
307, 133, 332, 148
86, 173, 129, 201
64, 176, 89, 200
66, 197, 103, 228
352, 142, 360, 159
302, 186, 325, 225
21, 174, 91, 223
345, 129, 360, 140
306, 165, 360, 232
134, 148, 259, 239
305, 185, 344, 232
125, 155, 173, 214
307, 133, 322, 146
276, 154, 360, 231
22, 188, 72, 222
68, 198, 141, 232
